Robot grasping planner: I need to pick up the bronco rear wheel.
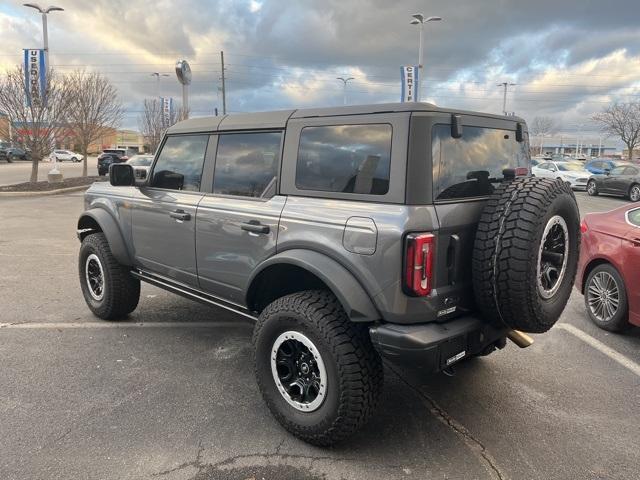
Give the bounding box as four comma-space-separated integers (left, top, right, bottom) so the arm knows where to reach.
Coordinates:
472, 177, 580, 333
253, 290, 383, 446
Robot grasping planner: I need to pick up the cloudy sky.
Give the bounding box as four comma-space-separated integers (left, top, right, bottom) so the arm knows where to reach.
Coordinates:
1, 0, 639, 145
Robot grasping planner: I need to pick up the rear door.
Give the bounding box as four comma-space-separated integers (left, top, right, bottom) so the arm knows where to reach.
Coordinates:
431, 118, 529, 313
131, 134, 209, 286
196, 131, 285, 304
602, 166, 627, 194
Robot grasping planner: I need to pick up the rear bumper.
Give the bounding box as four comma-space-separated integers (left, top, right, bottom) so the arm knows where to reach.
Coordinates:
369, 315, 507, 372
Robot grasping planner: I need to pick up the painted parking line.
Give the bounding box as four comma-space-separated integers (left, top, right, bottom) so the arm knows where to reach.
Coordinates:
0, 321, 253, 330
556, 323, 640, 377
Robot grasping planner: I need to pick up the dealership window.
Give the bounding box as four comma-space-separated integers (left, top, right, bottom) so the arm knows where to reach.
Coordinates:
432, 125, 528, 200
151, 135, 208, 191
296, 124, 392, 195
213, 132, 282, 198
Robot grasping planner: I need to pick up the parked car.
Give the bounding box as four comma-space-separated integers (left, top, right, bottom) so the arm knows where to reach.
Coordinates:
97, 149, 129, 176
77, 103, 580, 445
586, 164, 640, 201
50, 149, 83, 162
126, 154, 154, 180
584, 158, 624, 175
576, 204, 640, 332
532, 160, 591, 190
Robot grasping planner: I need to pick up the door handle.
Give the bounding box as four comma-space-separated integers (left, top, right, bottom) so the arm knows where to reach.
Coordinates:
629, 238, 640, 247
241, 221, 270, 234
169, 209, 191, 221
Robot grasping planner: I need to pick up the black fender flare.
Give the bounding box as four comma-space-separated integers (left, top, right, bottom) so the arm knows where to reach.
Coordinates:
246, 249, 380, 322
77, 209, 133, 266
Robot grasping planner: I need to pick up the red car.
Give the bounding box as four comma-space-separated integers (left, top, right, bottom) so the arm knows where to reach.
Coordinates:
576, 204, 640, 331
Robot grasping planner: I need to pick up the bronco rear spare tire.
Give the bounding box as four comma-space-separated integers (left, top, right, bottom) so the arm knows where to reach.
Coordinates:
472, 177, 580, 333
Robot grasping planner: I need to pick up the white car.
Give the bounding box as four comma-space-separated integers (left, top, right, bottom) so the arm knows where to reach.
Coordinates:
126, 154, 154, 180
49, 149, 83, 162
531, 161, 591, 190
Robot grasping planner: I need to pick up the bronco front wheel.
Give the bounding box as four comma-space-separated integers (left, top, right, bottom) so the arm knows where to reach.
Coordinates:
253, 290, 383, 446
79, 233, 140, 320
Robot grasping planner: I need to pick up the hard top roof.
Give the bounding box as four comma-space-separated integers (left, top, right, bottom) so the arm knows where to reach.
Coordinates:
166, 102, 524, 134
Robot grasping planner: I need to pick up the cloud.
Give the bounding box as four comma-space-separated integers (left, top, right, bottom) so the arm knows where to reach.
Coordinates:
0, 0, 638, 144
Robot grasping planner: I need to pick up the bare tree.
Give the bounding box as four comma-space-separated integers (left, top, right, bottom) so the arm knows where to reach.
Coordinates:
0, 66, 72, 182
530, 116, 557, 154
138, 98, 178, 153
593, 102, 640, 162
66, 70, 122, 176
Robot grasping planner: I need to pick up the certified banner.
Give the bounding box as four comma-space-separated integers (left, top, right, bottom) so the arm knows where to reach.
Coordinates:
400, 66, 419, 102
24, 49, 46, 107
160, 97, 174, 127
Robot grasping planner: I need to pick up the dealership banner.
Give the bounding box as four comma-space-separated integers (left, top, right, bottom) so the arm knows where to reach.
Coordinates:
24, 49, 46, 107
400, 66, 419, 102
160, 97, 174, 127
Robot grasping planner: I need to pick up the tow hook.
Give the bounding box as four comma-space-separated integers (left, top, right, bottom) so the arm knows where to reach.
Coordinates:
507, 329, 534, 348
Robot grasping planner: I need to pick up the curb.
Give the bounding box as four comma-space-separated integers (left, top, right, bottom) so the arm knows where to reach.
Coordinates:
0, 185, 90, 198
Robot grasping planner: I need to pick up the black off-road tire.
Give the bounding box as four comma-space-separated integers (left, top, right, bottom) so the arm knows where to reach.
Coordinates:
253, 290, 383, 446
472, 177, 580, 333
79, 233, 140, 320
584, 264, 630, 333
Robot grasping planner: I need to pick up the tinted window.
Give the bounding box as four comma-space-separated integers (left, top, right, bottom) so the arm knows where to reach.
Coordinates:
296, 124, 392, 195
624, 167, 639, 176
538, 162, 550, 170
610, 166, 626, 176
213, 132, 281, 198
628, 208, 640, 227
151, 135, 208, 191
433, 125, 528, 200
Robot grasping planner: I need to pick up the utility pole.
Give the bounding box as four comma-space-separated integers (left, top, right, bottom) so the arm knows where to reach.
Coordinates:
336, 77, 354, 105
220, 51, 227, 115
497, 82, 516, 115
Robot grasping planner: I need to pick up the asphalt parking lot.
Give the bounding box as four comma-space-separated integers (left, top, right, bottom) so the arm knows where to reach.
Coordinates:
1, 189, 639, 480
0, 159, 99, 186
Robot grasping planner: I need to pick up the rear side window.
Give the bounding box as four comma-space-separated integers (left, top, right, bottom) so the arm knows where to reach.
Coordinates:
624, 167, 639, 176
213, 132, 281, 198
432, 124, 528, 200
296, 124, 392, 195
151, 135, 208, 191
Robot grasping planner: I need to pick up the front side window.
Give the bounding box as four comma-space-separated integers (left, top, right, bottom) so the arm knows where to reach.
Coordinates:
296, 124, 392, 195
610, 166, 626, 176
432, 125, 528, 200
213, 132, 281, 198
151, 135, 208, 191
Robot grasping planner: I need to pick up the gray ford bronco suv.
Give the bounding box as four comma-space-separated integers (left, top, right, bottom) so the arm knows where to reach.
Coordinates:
77, 103, 580, 445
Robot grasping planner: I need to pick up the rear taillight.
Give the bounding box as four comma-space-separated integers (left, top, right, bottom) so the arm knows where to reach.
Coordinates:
404, 233, 435, 297
580, 220, 588, 233
515, 167, 529, 176
121, 156, 129, 161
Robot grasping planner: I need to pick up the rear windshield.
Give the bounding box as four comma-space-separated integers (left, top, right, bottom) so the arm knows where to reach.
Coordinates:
103, 150, 124, 154
432, 124, 529, 200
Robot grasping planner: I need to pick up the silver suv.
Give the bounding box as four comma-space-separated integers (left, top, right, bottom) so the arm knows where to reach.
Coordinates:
77, 103, 580, 445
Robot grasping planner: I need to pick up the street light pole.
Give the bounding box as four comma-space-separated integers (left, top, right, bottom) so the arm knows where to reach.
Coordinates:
410, 14, 442, 101
497, 82, 516, 115
23, 4, 64, 70
336, 77, 354, 105
150, 72, 169, 98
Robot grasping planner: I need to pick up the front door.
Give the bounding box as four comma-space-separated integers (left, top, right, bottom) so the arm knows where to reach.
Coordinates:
601, 165, 626, 194
131, 134, 210, 287
196, 131, 285, 304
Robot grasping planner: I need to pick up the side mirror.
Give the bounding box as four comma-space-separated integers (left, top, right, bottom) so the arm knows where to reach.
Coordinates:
604, 169, 611, 175
109, 163, 135, 186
